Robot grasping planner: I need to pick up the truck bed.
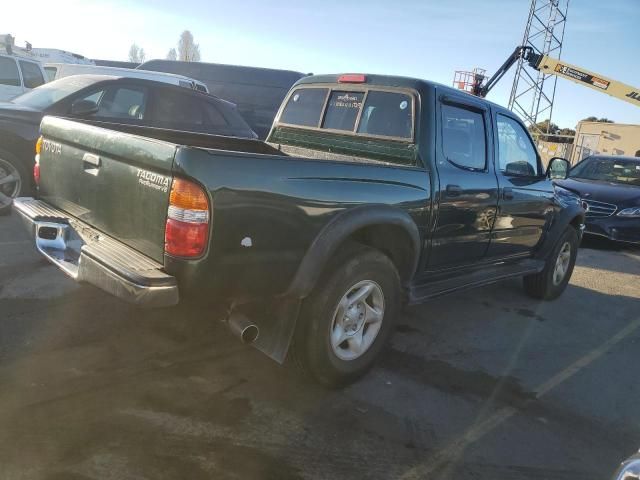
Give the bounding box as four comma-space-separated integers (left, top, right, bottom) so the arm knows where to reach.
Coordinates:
34, 116, 429, 301
80, 120, 409, 167
78, 119, 282, 156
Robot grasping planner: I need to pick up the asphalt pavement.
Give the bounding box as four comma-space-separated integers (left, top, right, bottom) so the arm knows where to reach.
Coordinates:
1, 212, 639, 480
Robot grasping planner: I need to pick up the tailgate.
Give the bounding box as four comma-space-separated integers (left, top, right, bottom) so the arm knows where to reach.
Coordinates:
38, 116, 177, 263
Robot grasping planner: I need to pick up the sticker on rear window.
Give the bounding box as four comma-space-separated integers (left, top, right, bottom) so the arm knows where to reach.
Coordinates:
322, 91, 364, 131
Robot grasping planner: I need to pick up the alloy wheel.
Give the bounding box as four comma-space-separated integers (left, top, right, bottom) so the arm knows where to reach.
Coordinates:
0, 158, 22, 209
552, 241, 572, 286
329, 280, 385, 361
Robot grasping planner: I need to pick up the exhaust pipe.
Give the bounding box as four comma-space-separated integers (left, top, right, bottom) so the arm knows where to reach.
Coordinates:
228, 313, 259, 344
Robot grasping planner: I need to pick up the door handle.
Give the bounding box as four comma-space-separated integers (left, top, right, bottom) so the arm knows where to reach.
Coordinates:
446, 184, 463, 197
82, 153, 101, 176
83, 153, 101, 168
502, 187, 514, 200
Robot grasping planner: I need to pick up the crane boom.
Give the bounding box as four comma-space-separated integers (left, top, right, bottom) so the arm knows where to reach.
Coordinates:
475, 46, 640, 108
532, 54, 640, 107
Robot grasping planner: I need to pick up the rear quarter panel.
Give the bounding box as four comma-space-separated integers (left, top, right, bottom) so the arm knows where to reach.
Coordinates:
166, 148, 431, 300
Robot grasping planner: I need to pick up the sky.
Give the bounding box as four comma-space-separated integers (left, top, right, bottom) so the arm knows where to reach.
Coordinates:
4, 0, 639, 128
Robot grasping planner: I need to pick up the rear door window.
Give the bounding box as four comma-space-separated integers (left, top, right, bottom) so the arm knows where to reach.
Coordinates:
95, 86, 148, 120
441, 104, 487, 170
322, 91, 364, 131
203, 102, 230, 128
0, 57, 20, 87
150, 89, 205, 129
357, 91, 412, 138
280, 88, 328, 127
149, 88, 230, 133
44, 66, 57, 81
19, 61, 45, 89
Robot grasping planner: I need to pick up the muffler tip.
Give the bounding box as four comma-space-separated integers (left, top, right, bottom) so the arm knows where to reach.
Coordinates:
228, 313, 259, 344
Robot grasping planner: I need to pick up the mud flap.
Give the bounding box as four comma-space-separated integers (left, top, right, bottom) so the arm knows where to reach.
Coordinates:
230, 297, 302, 364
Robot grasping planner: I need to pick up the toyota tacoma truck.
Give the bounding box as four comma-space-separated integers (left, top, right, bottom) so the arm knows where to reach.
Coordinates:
13, 73, 584, 386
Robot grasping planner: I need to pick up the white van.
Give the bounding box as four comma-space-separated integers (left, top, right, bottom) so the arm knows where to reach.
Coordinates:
0, 53, 47, 102
45, 63, 209, 93
29, 48, 95, 67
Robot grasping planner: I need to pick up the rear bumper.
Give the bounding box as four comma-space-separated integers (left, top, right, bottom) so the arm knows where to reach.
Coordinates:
12, 198, 179, 307
584, 216, 640, 244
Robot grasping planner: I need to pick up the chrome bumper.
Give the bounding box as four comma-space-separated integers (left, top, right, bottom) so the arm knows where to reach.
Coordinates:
13, 198, 179, 307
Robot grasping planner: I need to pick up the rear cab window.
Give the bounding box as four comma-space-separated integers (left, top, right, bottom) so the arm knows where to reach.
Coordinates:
278, 86, 414, 140
274, 84, 417, 166
280, 88, 328, 127
322, 91, 364, 131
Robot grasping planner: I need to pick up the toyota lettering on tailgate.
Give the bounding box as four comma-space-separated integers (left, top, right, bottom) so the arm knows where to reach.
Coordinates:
42, 139, 62, 155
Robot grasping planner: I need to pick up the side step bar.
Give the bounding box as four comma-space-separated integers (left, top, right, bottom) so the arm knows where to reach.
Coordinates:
408, 259, 545, 304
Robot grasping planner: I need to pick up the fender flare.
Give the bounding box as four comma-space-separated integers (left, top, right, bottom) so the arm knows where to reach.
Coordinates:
286, 204, 421, 298
535, 203, 585, 260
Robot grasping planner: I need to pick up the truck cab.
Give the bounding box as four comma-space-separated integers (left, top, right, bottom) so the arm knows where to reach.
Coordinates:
270, 74, 577, 275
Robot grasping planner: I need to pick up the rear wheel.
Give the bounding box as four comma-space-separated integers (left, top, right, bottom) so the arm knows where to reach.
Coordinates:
523, 227, 579, 300
290, 244, 401, 387
0, 155, 28, 215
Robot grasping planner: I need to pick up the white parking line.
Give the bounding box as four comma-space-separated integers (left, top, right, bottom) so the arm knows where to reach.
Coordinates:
401, 316, 640, 478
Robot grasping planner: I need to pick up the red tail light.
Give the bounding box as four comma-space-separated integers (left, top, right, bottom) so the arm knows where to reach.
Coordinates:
33, 163, 40, 186
164, 178, 210, 257
34, 136, 42, 186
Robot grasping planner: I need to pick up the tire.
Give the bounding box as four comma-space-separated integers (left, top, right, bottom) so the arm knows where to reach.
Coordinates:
290, 244, 401, 387
523, 227, 579, 300
0, 152, 30, 216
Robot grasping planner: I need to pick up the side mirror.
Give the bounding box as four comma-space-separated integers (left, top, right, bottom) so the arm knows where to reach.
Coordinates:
547, 157, 570, 180
505, 161, 536, 177
70, 99, 99, 116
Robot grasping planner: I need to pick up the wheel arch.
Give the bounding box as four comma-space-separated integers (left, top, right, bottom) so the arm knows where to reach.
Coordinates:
535, 203, 585, 260
286, 204, 421, 298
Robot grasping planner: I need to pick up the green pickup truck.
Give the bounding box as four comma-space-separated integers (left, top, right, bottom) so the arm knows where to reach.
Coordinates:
14, 73, 584, 386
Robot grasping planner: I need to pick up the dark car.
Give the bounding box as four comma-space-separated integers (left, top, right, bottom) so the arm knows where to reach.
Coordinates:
137, 60, 307, 139
0, 74, 257, 213
556, 155, 640, 244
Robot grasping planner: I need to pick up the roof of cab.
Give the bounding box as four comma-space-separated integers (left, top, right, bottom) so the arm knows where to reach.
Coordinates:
296, 73, 513, 116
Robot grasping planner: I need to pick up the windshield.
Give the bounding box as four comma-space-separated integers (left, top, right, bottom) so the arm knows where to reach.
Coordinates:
570, 156, 640, 186
11, 76, 103, 109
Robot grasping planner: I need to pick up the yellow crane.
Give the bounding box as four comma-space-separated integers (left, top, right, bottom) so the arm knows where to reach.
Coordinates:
475, 46, 640, 107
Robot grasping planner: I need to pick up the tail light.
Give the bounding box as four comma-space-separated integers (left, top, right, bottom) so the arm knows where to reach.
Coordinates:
34, 136, 42, 186
164, 178, 210, 257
